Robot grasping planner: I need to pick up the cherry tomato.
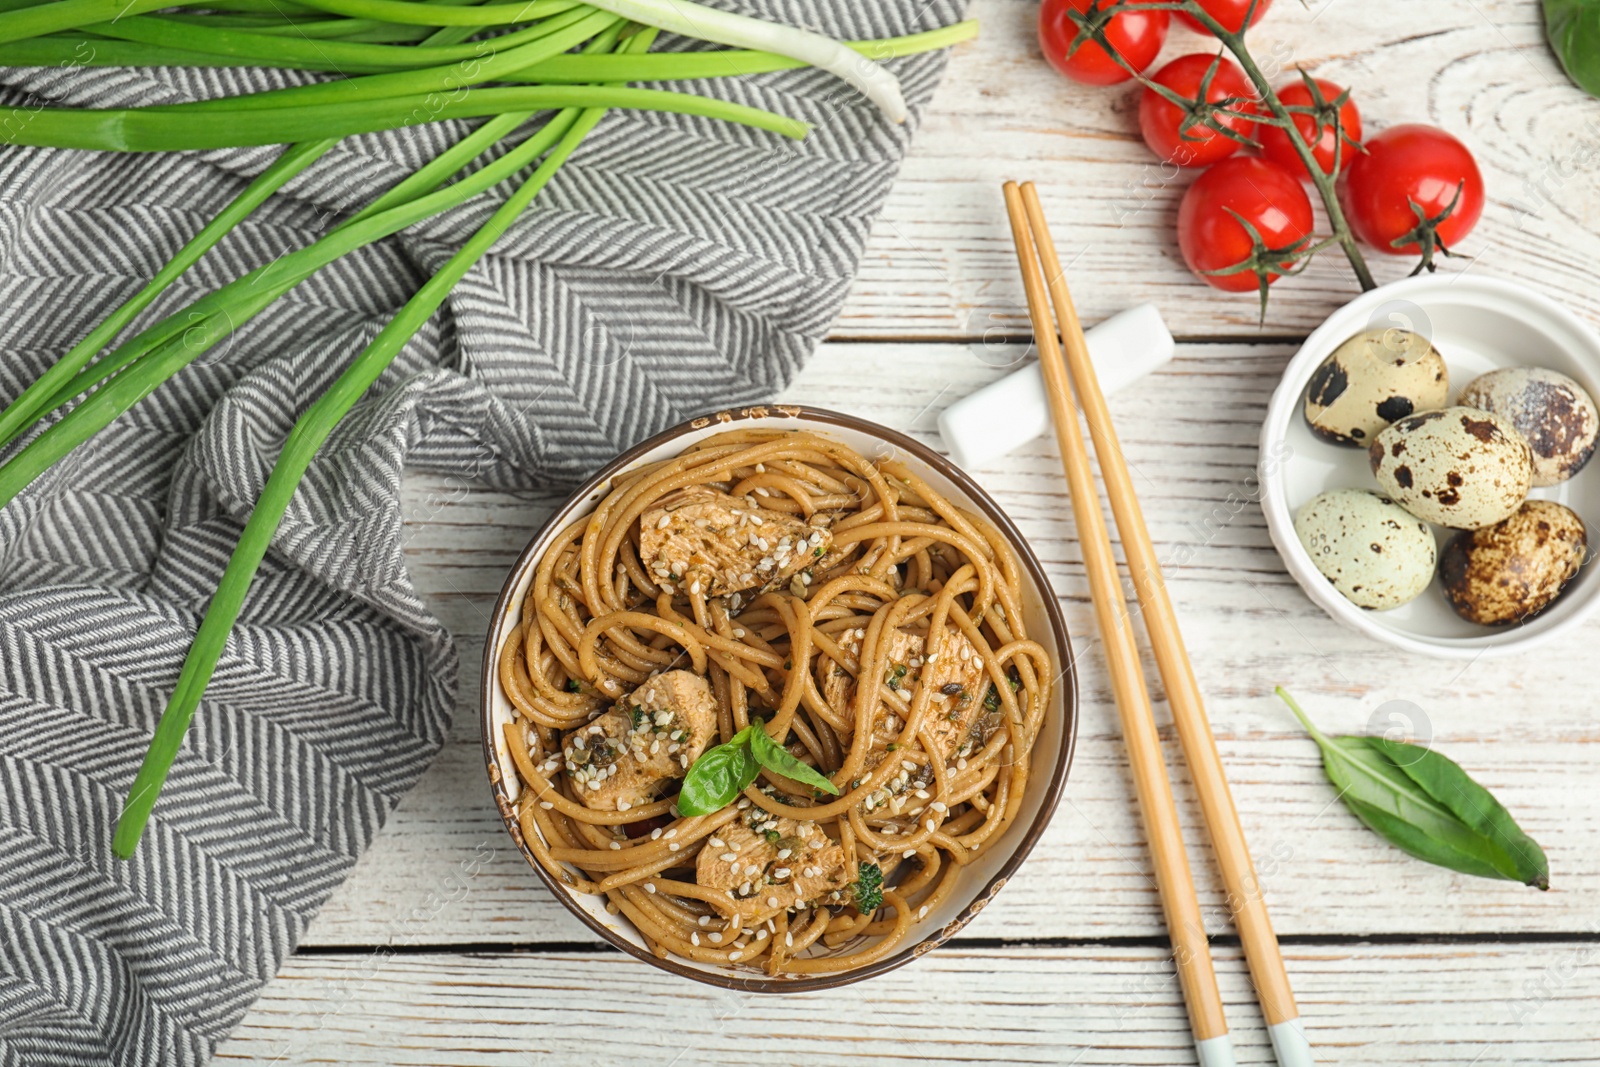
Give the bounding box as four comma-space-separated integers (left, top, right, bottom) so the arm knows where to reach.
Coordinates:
1139, 53, 1258, 167
1178, 156, 1314, 292
1178, 0, 1273, 34
1040, 0, 1169, 86
1340, 124, 1484, 256
1258, 78, 1362, 178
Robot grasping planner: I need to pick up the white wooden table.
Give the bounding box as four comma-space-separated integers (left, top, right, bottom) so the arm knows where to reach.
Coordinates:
215, 2, 1600, 1062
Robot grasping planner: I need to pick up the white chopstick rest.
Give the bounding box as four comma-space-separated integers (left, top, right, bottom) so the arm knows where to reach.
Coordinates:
938, 303, 1174, 469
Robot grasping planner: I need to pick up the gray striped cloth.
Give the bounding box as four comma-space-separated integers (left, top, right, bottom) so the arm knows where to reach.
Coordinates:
0, 3, 962, 1062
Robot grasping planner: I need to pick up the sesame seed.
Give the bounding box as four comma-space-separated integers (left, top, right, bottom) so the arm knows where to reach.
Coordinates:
957, 758, 969, 770
745, 864, 760, 877
720, 852, 738, 862
587, 780, 601, 791
690, 933, 700, 946
645, 883, 657, 894
785, 932, 794, 947
657, 514, 671, 529
919, 905, 929, 919
710, 838, 725, 848
903, 849, 915, 858
709, 932, 723, 944
651, 828, 662, 840
901, 760, 916, 771
728, 951, 742, 961
618, 800, 631, 811
669, 843, 681, 852
610, 841, 622, 850
665, 829, 678, 839
925, 819, 937, 831
572, 736, 586, 751
773, 868, 791, 879
767, 896, 779, 908
777, 849, 792, 860
756, 929, 769, 941
539, 801, 554, 810
931, 801, 948, 812
698, 915, 711, 927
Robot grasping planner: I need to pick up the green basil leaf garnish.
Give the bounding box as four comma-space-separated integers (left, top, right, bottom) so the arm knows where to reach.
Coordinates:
677, 720, 840, 816
676, 726, 759, 816
749, 724, 840, 796
1278, 688, 1549, 889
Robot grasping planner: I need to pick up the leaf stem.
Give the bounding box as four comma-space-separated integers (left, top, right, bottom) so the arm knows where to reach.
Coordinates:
1274, 686, 1329, 743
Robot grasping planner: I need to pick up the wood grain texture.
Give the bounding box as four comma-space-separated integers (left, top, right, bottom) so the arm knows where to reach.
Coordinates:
834, 0, 1600, 340
302, 343, 1600, 949
217, 943, 1600, 1065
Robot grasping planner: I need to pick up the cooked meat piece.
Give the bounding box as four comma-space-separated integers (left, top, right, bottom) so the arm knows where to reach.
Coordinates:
562, 670, 718, 811
821, 625, 996, 764
638, 487, 832, 598
695, 810, 851, 914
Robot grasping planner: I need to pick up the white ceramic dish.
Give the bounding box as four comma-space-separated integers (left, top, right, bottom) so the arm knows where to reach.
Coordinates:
1261, 275, 1600, 659
481, 406, 1078, 991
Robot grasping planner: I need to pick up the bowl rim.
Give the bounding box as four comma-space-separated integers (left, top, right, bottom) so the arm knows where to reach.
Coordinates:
478, 404, 1079, 993
1259, 273, 1600, 659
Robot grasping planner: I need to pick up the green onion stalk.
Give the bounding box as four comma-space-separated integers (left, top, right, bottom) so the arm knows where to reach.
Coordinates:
0, 0, 978, 855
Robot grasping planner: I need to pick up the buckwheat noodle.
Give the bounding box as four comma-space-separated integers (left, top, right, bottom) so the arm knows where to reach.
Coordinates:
498, 428, 1051, 977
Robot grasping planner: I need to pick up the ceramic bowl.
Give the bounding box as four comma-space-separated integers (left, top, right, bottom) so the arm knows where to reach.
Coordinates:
480, 405, 1078, 991
1261, 275, 1600, 658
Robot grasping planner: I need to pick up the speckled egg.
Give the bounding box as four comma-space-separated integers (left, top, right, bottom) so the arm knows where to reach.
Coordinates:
1303, 328, 1449, 446
1440, 500, 1587, 625
1457, 367, 1599, 487
1294, 489, 1437, 610
1368, 407, 1532, 529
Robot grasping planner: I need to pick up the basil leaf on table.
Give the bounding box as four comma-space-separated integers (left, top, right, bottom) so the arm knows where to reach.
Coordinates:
1277, 688, 1550, 889
676, 726, 760, 816
1544, 0, 1600, 98
749, 724, 841, 796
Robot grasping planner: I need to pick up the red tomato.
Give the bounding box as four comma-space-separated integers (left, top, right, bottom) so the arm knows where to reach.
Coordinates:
1178, 0, 1273, 34
1340, 124, 1485, 255
1139, 53, 1258, 167
1178, 156, 1314, 292
1040, 0, 1169, 86
1259, 78, 1362, 177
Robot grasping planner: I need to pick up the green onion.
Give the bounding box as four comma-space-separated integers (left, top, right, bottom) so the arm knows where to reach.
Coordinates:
582, 0, 909, 120
0, 138, 336, 449
111, 27, 659, 858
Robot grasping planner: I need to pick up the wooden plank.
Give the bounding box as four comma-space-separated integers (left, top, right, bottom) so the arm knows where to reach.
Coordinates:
833, 0, 1600, 340
304, 342, 1600, 947
215, 942, 1600, 1064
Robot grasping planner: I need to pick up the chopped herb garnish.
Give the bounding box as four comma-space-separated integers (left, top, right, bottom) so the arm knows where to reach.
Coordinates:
983, 684, 1001, 712
565, 678, 582, 693
850, 861, 884, 913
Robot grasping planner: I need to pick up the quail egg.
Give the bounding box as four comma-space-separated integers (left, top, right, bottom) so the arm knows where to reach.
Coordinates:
1440, 500, 1587, 625
1369, 407, 1532, 529
1303, 328, 1449, 446
1294, 489, 1437, 610
1457, 367, 1599, 487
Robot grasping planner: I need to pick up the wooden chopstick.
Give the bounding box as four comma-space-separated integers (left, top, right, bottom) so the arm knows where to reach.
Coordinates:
1014, 181, 1313, 1067
1001, 182, 1236, 1066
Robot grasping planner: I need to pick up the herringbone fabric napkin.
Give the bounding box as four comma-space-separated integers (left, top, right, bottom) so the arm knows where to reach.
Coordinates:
0, 4, 962, 1062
